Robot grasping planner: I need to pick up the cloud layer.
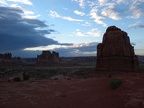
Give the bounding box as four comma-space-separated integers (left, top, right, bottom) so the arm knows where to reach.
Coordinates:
1, 0, 32, 5
54, 42, 98, 57
22, 42, 98, 57
0, 6, 58, 51
128, 22, 144, 29
71, 0, 144, 27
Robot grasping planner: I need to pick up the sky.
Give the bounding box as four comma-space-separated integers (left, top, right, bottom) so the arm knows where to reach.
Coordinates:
0, 0, 144, 58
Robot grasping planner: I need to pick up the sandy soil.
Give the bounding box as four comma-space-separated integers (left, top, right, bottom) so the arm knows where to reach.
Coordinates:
0, 73, 144, 108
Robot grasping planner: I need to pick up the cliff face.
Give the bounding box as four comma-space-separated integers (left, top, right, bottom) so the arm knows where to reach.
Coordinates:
96, 26, 138, 71
37, 51, 59, 66
52, 51, 59, 63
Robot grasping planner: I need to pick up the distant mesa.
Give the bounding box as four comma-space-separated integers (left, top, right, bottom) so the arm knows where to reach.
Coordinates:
0, 52, 21, 67
37, 51, 60, 66
96, 26, 138, 71
0, 53, 12, 59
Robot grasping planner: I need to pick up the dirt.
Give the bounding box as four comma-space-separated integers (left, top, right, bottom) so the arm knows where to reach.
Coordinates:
0, 72, 144, 108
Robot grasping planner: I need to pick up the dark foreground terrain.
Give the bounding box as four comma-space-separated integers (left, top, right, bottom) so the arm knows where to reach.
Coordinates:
0, 56, 144, 108
0, 71, 144, 108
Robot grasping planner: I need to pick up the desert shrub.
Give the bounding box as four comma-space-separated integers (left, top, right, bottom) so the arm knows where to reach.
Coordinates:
23, 72, 30, 81
54, 78, 59, 80
110, 79, 122, 89
0, 72, 5, 76
13, 76, 21, 82
108, 74, 112, 77
67, 78, 71, 80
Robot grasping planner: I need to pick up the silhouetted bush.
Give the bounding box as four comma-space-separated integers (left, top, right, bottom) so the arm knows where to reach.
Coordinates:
110, 79, 122, 89
0, 72, 5, 76
13, 76, 21, 82
67, 78, 71, 80
108, 74, 112, 77
23, 72, 30, 81
54, 78, 59, 80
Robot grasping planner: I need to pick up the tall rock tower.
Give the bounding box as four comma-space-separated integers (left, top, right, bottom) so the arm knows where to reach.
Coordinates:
96, 26, 138, 71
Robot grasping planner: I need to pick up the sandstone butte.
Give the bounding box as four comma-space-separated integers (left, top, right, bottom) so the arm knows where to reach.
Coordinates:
37, 51, 59, 66
96, 26, 138, 71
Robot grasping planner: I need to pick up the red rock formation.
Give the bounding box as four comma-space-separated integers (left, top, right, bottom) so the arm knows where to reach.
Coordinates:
96, 26, 138, 71
52, 51, 59, 63
0, 53, 12, 59
0, 53, 22, 67
37, 51, 59, 66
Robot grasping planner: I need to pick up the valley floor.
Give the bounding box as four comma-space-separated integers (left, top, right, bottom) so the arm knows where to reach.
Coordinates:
0, 72, 144, 108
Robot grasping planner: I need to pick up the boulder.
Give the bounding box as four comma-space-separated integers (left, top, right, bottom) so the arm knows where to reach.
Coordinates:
96, 26, 138, 71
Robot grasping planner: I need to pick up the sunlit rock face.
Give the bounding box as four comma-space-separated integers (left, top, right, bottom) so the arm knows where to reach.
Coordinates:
96, 26, 138, 71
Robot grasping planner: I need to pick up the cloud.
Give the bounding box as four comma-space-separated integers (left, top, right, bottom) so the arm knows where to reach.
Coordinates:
115, 0, 129, 4
72, 0, 112, 8
23, 42, 98, 57
9, 49, 41, 58
72, 0, 144, 21
71, 0, 85, 8
54, 42, 98, 57
0, 6, 59, 52
87, 1, 95, 8
24, 14, 41, 19
75, 29, 85, 36
50, 10, 83, 22
0, 0, 7, 5
72, 0, 109, 8
82, 21, 92, 26
7, 0, 32, 5
24, 43, 73, 51
127, 3, 144, 19
101, 8, 121, 20
98, 0, 108, 6
89, 7, 107, 27
10, 4, 41, 19
87, 28, 102, 36
74, 10, 85, 16
88, 1, 121, 21
128, 23, 144, 29
72, 28, 102, 37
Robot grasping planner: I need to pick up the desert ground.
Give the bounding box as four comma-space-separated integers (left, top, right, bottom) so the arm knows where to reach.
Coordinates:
0, 65, 144, 108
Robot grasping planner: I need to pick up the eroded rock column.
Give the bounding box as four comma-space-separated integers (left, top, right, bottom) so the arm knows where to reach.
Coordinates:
96, 26, 138, 71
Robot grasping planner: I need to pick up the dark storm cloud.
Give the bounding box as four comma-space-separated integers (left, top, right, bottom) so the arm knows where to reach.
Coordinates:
10, 49, 42, 58
0, 6, 58, 51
